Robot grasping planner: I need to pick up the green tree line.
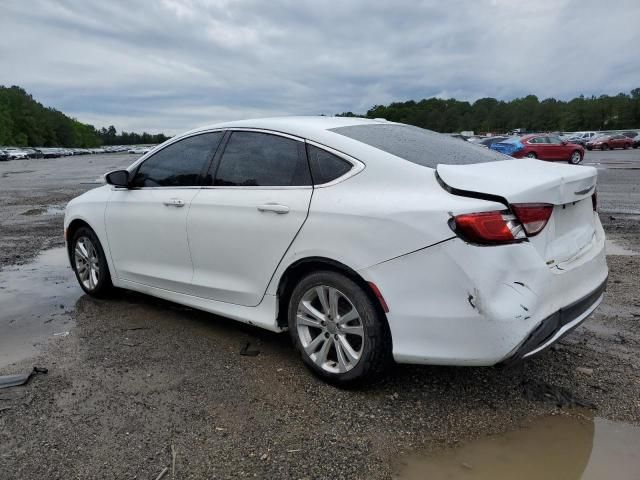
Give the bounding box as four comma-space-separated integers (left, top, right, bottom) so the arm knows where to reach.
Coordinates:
0, 86, 169, 147
338, 89, 640, 133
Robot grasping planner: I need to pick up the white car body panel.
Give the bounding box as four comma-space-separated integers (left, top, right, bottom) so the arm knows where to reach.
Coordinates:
187, 186, 312, 306
105, 188, 200, 294
64, 116, 608, 367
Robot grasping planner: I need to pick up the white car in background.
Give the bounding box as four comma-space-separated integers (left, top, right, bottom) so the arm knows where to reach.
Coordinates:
128, 146, 152, 154
4, 148, 30, 159
64, 117, 608, 384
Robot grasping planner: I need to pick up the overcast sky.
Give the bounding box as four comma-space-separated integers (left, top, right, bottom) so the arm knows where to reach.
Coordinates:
2, 0, 639, 134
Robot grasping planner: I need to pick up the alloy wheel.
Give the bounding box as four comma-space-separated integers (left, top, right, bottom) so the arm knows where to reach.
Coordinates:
570, 151, 582, 164
296, 285, 364, 374
74, 236, 100, 291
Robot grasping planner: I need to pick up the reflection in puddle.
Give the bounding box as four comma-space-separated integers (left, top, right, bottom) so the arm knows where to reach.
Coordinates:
394, 413, 640, 480
0, 248, 81, 368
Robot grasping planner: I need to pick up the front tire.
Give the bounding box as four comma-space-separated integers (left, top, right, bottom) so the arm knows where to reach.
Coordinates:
569, 150, 583, 164
71, 227, 113, 297
601, 143, 609, 150
288, 271, 392, 385
526, 152, 537, 159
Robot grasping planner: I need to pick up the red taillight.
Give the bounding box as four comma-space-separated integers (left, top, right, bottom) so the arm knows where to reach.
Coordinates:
591, 191, 597, 212
453, 211, 525, 245
452, 203, 553, 245
510, 203, 553, 236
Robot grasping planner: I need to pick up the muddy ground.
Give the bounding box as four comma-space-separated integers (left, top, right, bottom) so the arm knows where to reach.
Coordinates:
0, 151, 639, 479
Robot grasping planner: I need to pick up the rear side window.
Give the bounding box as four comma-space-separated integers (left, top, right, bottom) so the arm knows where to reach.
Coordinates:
214, 132, 311, 186
330, 123, 510, 167
132, 132, 222, 187
307, 145, 352, 184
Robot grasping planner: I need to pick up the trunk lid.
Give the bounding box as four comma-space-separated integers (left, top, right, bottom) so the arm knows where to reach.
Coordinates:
436, 158, 597, 205
437, 159, 600, 267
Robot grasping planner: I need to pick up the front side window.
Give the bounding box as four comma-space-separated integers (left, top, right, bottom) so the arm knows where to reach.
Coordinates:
547, 136, 563, 144
131, 132, 223, 187
214, 131, 311, 186
307, 144, 352, 184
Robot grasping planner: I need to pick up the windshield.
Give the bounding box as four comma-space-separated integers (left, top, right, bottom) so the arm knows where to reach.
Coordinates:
330, 123, 510, 168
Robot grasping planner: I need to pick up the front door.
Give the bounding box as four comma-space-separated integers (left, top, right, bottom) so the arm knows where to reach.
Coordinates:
187, 130, 313, 306
105, 132, 223, 293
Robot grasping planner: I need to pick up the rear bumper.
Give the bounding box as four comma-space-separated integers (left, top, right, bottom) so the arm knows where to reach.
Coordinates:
498, 277, 607, 366
359, 215, 608, 366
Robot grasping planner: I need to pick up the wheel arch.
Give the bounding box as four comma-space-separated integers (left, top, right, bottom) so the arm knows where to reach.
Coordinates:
65, 218, 94, 263
275, 256, 390, 332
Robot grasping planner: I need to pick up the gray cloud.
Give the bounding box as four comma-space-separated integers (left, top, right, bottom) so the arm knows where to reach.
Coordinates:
1, 0, 639, 134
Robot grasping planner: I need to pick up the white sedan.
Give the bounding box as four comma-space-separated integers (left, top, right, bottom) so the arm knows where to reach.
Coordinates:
64, 117, 608, 384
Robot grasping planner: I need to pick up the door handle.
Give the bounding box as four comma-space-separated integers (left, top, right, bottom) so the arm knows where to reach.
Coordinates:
257, 203, 290, 214
163, 198, 185, 207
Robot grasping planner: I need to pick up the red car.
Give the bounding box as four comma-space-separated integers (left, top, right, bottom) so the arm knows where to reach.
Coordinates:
490, 134, 584, 164
585, 134, 634, 151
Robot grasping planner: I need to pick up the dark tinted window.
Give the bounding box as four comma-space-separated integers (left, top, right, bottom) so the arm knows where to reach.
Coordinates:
214, 132, 310, 186
132, 132, 222, 187
307, 145, 352, 184
331, 123, 510, 167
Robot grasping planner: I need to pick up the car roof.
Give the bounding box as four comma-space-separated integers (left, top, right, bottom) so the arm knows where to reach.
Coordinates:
520, 134, 543, 140
186, 116, 393, 140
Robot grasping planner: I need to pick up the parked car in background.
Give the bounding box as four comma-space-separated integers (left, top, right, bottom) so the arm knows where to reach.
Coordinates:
3, 148, 29, 160
128, 146, 153, 154
490, 134, 584, 164
566, 131, 597, 145
566, 136, 587, 146
476, 136, 510, 148
64, 117, 607, 384
585, 134, 633, 150
633, 133, 640, 148
621, 131, 639, 138
22, 148, 44, 159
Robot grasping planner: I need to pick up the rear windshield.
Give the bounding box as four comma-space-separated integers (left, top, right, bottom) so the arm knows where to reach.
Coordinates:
330, 123, 510, 167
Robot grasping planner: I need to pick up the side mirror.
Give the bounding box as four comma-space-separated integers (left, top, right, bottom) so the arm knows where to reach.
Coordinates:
561, 141, 567, 145
105, 170, 130, 188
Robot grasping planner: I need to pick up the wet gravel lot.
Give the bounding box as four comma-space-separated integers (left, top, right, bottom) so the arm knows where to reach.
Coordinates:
0, 150, 639, 479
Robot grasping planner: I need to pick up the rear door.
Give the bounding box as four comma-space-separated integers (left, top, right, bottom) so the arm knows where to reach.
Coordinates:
547, 135, 568, 160
611, 135, 625, 148
187, 130, 313, 306
105, 132, 223, 293
528, 136, 552, 159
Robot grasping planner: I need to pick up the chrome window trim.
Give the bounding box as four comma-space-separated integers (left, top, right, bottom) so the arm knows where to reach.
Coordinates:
200, 185, 313, 191
305, 140, 365, 188
224, 127, 306, 143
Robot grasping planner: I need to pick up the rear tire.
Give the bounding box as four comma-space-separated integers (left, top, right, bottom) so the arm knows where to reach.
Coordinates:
71, 227, 113, 297
288, 271, 392, 386
601, 143, 609, 150
526, 152, 537, 159
569, 150, 583, 164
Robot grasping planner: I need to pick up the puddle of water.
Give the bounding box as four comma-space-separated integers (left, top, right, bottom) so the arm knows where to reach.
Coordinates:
605, 239, 638, 256
44, 205, 66, 215
394, 413, 640, 480
0, 248, 81, 368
